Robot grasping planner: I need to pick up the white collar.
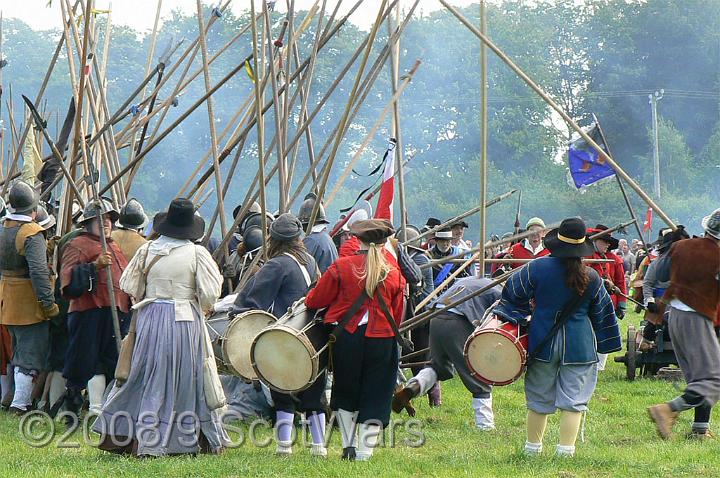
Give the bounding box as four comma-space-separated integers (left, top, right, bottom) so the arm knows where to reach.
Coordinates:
148, 235, 193, 256
5, 213, 33, 222
524, 239, 544, 255
311, 224, 327, 233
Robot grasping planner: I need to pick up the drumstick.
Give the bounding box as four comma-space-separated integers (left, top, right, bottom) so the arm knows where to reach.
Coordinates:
400, 347, 430, 362
399, 361, 430, 369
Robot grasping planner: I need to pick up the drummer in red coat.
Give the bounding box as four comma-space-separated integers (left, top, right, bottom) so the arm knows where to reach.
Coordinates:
585, 224, 627, 371
506, 217, 550, 269
306, 219, 406, 462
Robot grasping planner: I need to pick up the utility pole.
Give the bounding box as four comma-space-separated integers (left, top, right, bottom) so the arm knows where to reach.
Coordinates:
648, 89, 664, 199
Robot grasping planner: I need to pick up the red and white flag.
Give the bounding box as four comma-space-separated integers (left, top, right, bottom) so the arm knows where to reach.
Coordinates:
642, 207, 653, 232
374, 150, 395, 222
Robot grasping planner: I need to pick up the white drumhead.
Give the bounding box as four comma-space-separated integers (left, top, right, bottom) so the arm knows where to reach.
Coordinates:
466, 331, 523, 384
252, 326, 314, 392
223, 310, 276, 380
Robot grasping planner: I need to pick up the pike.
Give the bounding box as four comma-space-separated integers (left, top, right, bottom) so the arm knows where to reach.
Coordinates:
125, 38, 177, 190
399, 270, 515, 333
419, 223, 561, 270
588, 219, 637, 240
22, 95, 85, 207
408, 189, 518, 246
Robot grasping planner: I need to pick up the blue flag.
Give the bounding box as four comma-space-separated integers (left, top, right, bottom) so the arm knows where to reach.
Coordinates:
568, 123, 614, 188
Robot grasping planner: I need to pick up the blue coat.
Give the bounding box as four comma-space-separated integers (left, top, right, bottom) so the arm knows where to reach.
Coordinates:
234, 253, 318, 319
303, 230, 338, 274
494, 257, 621, 365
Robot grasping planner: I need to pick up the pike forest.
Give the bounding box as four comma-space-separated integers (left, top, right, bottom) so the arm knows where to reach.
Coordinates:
1, 0, 718, 237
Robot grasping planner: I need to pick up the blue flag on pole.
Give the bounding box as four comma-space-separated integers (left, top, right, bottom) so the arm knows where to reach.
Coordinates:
568, 123, 614, 188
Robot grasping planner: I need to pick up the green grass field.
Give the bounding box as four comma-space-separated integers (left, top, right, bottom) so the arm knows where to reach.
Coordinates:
1, 312, 717, 478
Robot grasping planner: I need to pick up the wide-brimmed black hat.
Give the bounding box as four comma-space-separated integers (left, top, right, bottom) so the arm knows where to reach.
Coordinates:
544, 217, 595, 258
587, 224, 619, 250
153, 198, 205, 241
450, 219, 469, 229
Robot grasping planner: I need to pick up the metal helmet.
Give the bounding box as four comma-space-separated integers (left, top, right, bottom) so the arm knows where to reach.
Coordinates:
78, 197, 120, 225
242, 211, 275, 232
118, 197, 148, 230
297, 192, 328, 225
242, 225, 264, 252
35, 204, 56, 230
233, 201, 262, 220
395, 225, 423, 251
7, 181, 38, 215
702, 208, 720, 240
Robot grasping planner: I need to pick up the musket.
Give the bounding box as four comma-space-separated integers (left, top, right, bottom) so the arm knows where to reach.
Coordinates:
408, 189, 518, 246
588, 219, 637, 241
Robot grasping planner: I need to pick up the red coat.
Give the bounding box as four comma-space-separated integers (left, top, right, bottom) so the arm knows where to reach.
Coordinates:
305, 249, 406, 338
60, 233, 130, 314
339, 236, 360, 258
587, 251, 627, 309
508, 242, 550, 269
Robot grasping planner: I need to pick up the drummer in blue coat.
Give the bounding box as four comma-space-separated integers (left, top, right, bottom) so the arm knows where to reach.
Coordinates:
231, 213, 326, 458
493, 217, 621, 457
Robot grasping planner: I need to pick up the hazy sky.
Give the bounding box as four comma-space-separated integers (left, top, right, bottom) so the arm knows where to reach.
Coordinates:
1, 0, 478, 34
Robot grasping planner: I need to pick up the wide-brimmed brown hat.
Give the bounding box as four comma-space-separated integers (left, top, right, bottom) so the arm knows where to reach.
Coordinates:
544, 217, 595, 258
153, 198, 205, 241
351, 219, 394, 244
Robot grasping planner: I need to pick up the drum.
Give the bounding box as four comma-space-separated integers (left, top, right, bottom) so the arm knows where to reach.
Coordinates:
206, 310, 276, 380
464, 315, 528, 386
251, 299, 328, 393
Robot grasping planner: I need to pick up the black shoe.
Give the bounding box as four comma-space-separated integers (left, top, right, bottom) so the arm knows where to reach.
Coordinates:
8, 406, 31, 417
341, 446, 356, 461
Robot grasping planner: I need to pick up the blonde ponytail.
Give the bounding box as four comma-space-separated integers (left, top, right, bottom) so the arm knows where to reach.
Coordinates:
357, 243, 392, 296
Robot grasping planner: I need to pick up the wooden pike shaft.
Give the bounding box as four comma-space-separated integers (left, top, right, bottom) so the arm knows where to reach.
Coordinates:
325, 60, 420, 206
196, 0, 230, 269
415, 251, 481, 313
250, 0, 268, 256
429, 258, 615, 265
408, 189, 518, 246
419, 223, 561, 270
262, 8, 289, 213
290, 0, 418, 205
399, 270, 514, 333
439, 0, 676, 230
479, 0, 488, 276
187, 0, 379, 201
305, 0, 396, 232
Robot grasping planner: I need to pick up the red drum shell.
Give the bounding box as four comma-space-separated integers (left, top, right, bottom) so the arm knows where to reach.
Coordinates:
464, 316, 528, 386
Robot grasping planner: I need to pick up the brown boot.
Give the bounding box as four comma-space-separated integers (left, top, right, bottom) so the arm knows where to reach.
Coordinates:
648, 403, 678, 440
392, 381, 420, 415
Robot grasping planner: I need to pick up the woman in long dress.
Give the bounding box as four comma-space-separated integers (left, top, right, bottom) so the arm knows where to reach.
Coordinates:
94, 198, 230, 456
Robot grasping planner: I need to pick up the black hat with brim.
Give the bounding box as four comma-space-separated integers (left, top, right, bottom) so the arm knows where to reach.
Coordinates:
153, 198, 205, 241
544, 217, 595, 258
587, 224, 619, 250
